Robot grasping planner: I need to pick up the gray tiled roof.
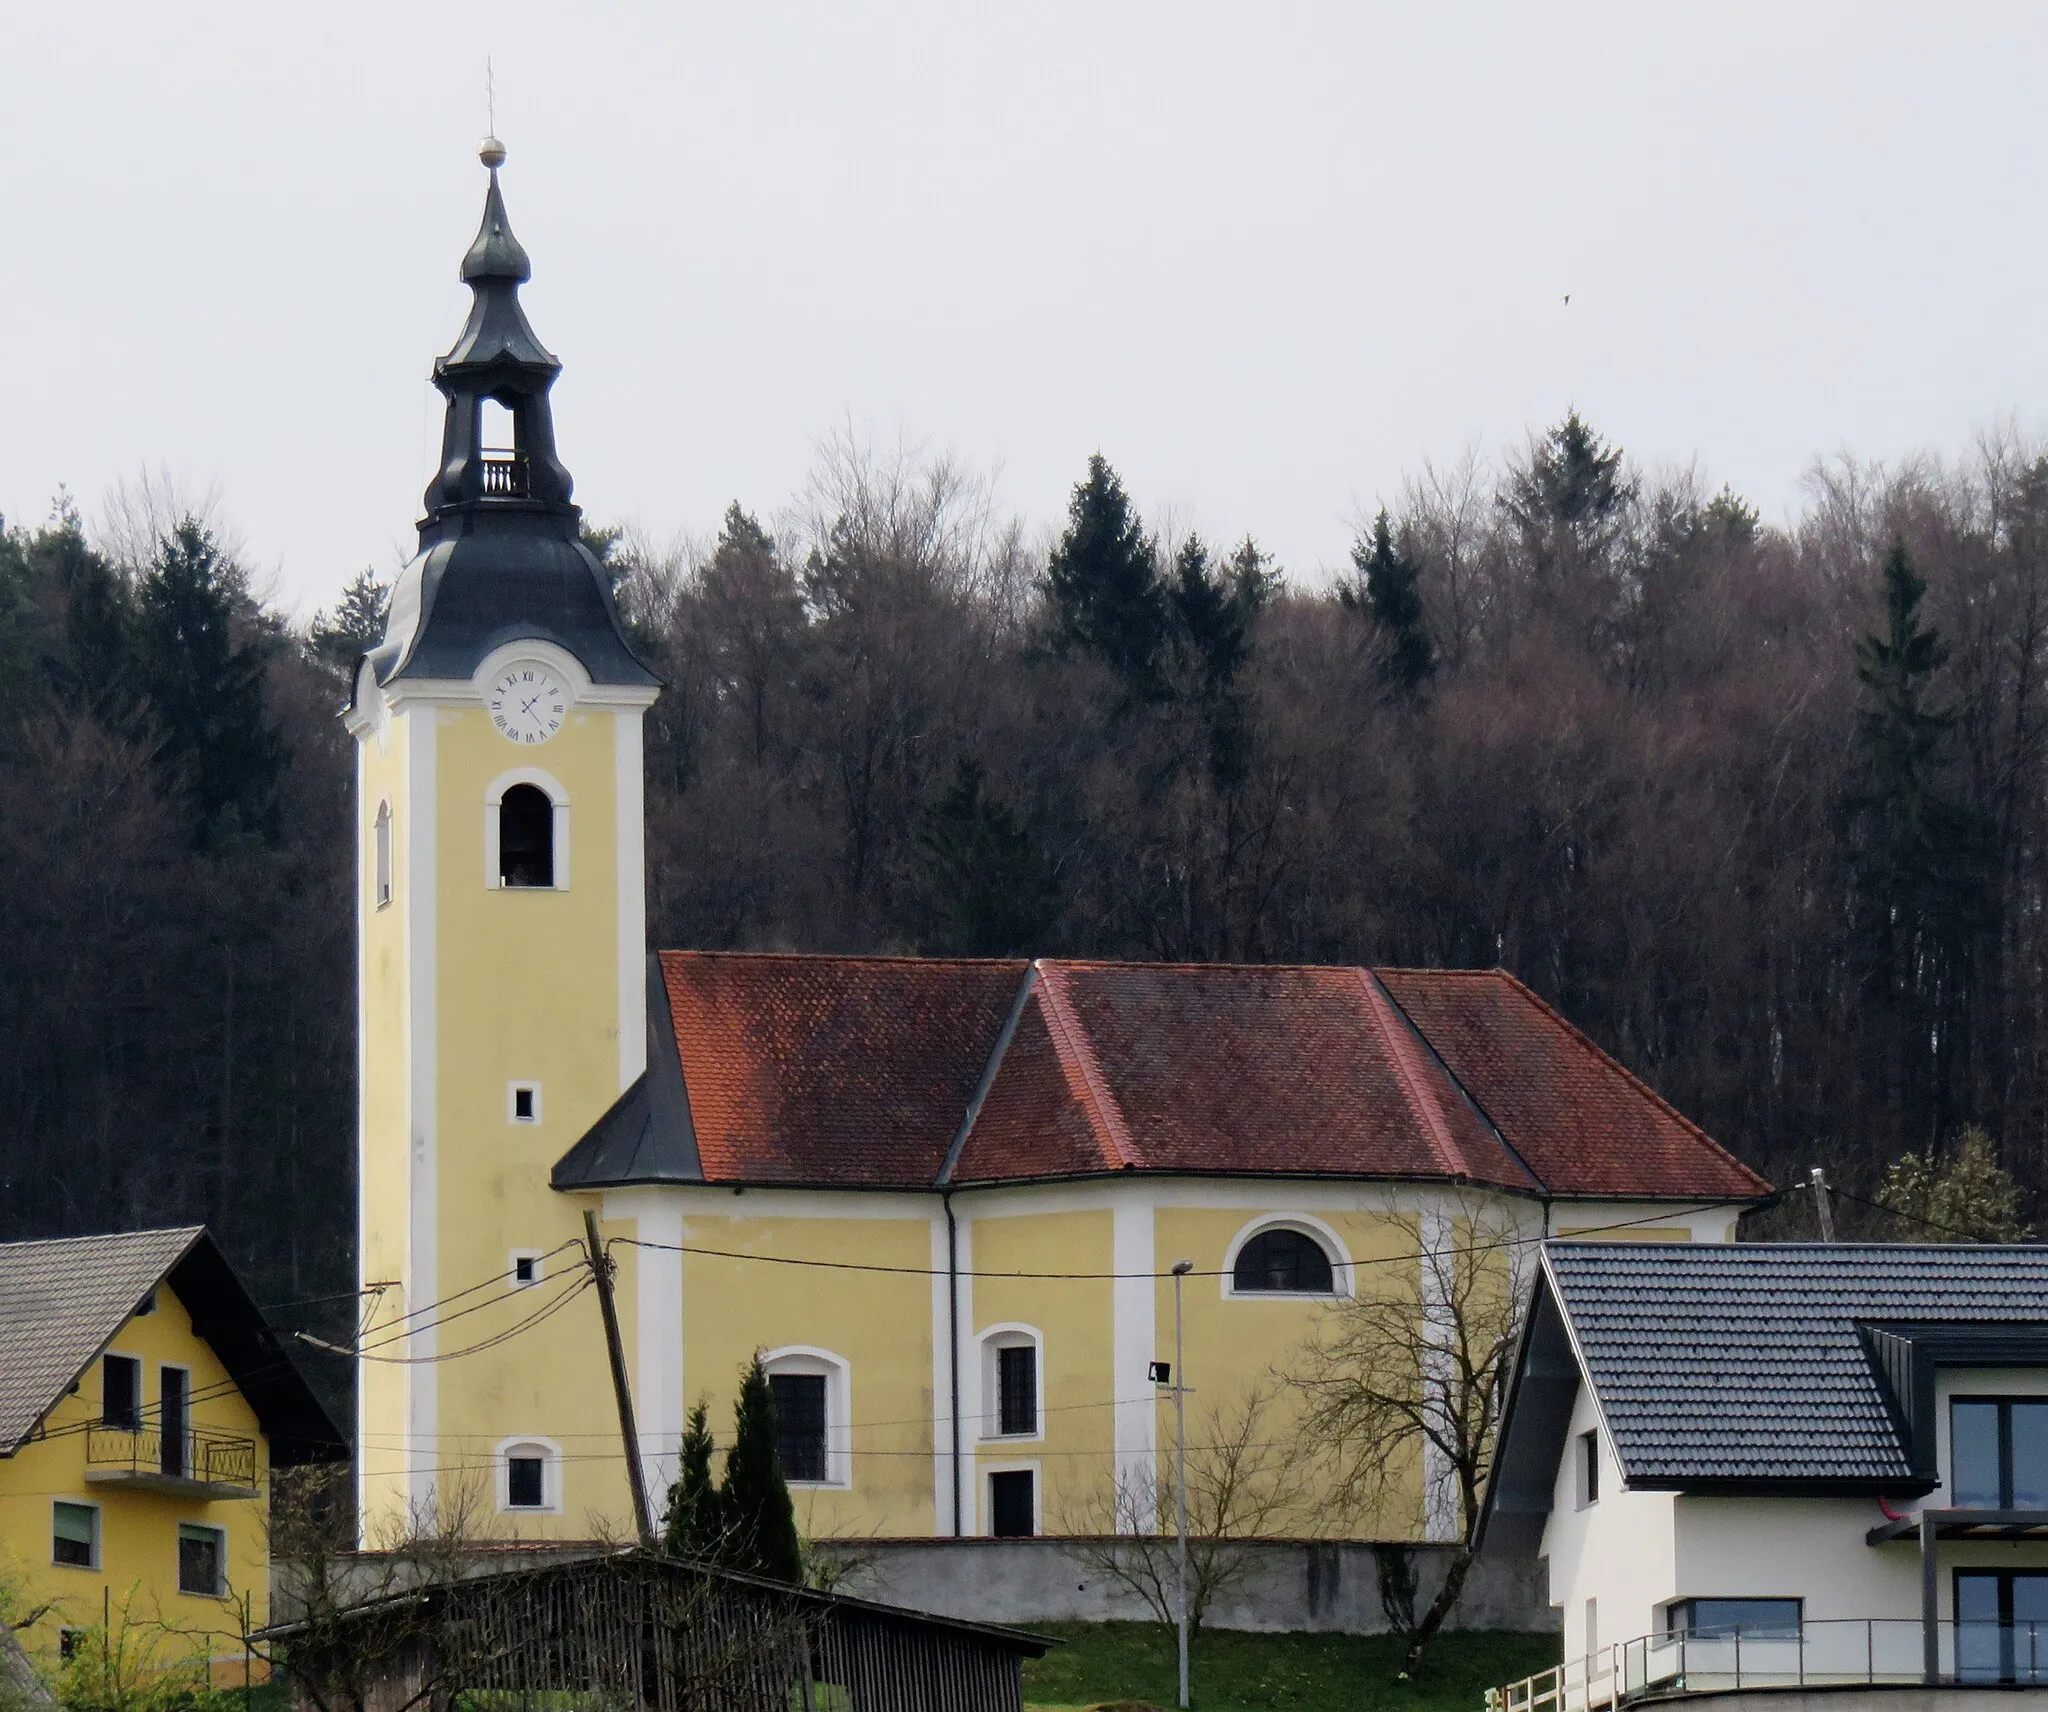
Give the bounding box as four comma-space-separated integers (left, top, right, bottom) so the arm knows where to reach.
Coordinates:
1549, 1242, 2048, 1485
0, 1228, 203, 1454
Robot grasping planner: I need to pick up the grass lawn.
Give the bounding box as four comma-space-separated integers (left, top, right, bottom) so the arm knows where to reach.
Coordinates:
1021, 1622, 1559, 1712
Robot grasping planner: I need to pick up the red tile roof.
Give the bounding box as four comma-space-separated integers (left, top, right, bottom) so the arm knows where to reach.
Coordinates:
629, 952, 1769, 1202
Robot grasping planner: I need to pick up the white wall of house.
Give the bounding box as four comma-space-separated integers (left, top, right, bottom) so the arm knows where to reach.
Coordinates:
1673, 1497, 1922, 1622
1546, 1201, 1741, 1243
1540, 1383, 1678, 1657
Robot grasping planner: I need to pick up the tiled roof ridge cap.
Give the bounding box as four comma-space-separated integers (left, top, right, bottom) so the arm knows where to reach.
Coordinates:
1033, 964, 1142, 1171
1490, 968, 1770, 1195
655, 949, 1030, 971
0, 1224, 205, 1255
1354, 968, 1468, 1181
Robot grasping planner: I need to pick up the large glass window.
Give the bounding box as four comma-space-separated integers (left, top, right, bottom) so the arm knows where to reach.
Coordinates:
1951, 1398, 2048, 1508
1232, 1228, 1335, 1294
1666, 1599, 1802, 1639
1957, 1572, 2048, 1683
770, 1373, 828, 1484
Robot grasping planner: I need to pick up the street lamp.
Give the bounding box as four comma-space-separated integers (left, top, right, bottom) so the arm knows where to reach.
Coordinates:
1170, 1259, 1194, 1710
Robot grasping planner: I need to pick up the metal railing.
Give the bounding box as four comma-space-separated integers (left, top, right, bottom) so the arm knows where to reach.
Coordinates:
1487, 1618, 2048, 1711
480, 452, 530, 497
85, 1424, 258, 1489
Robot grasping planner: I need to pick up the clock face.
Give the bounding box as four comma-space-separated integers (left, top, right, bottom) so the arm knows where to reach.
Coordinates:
487, 665, 568, 745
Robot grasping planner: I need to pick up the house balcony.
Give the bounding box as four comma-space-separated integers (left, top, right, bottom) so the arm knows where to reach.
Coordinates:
1488, 1617, 2048, 1712
84, 1425, 258, 1500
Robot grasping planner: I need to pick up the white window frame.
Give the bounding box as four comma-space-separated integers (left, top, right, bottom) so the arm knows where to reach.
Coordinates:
760, 1347, 852, 1489
177, 1522, 228, 1597
508, 1249, 545, 1290
507, 1081, 543, 1125
978, 1323, 1044, 1443
483, 768, 572, 891
1219, 1214, 1354, 1299
980, 1460, 1042, 1537
496, 1436, 563, 1515
373, 798, 393, 909
51, 1499, 100, 1571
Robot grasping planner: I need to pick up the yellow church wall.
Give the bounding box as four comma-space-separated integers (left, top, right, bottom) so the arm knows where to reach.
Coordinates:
0, 1283, 269, 1679
675, 1207, 939, 1540
967, 1209, 1113, 1535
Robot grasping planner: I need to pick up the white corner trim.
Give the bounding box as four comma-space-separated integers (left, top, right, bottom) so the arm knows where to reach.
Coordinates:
615, 711, 647, 1090
1219, 1211, 1356, 1299
760, 1346, 854, 1489
482, 767, 571, 892
1110, 1197, 1156, 1531
405, 708, 439, 1518
930, 1213, 956, 1532
604, 1192, 684, 1507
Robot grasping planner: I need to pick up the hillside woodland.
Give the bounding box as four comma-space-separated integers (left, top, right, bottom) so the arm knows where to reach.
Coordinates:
1, 414, 2043, 1370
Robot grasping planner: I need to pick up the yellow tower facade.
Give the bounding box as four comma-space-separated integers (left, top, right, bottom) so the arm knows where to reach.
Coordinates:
347, 145, 658, 1540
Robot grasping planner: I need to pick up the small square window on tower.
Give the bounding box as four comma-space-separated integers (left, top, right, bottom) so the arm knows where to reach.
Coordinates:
509, 1250, 543, 1289
508, 1083, 541, 1124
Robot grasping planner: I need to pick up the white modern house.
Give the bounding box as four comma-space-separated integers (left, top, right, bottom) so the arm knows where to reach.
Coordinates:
1481, 1243, 2048, 1706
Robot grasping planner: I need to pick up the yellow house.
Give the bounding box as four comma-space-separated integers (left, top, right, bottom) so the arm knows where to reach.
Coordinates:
348, 145, 1772, 1554
0, 1228, 344, 1679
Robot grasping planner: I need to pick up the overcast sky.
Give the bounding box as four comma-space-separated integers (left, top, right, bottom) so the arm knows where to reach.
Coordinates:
5, 2, 2046, 618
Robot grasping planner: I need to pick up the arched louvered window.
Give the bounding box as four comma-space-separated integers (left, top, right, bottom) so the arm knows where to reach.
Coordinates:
499, 783, 554, 888
1232, 1227, 1335, 1294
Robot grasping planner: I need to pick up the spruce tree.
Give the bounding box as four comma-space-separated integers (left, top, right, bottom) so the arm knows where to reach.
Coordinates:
719, 1359, 802, 1584
1343, 508, 1434, 693
1044, 454, 1167, 694
908, 758, 1058, 955
309, 568, 391, 669
660, 1399, 724, 1559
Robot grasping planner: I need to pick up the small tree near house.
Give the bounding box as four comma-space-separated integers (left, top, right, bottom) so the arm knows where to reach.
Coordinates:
1056, 1383, 1310, 1636
1291, 1198, 1533, 1678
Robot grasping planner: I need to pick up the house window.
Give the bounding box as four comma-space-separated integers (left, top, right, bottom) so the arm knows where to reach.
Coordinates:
1666, 1599, 1802, 1639
509, 1083, 541, 1124
501, 1441, 556, 1511
1232, 1227, 1335, 1294
52, 1501, 98, 1569
499, 784, 555, 888
1585, 1597, 1597, 1657
997, 1346, 1038, 1437
1957, 1571, 2048, 1684
374, 800, 393, 908
1952, 1398, 2048, 1509
989, 1469, 1035, 1538
102, 1354, 140, 1430
58, 1630, 85, 1662
160, 1367, 189, 1479
178, 1524, 226, 1597
770, 1373, 828, 1484
509, 1249, 543, 1288
1576, 1429, 1600, 1508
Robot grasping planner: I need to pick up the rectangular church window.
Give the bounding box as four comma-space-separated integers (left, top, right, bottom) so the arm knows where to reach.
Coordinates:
770, 1373, 828, 1484
997, 1345, 1037, 1436
989, 1470, 1035, 1537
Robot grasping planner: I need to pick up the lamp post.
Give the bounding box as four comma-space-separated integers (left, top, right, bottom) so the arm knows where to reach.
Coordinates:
1171, 1258, 1194, 1710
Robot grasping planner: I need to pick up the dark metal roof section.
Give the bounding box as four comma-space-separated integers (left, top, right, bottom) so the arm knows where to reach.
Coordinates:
360, 144, 655, 696
1483, 1242, 2048, 1544
551, 958, 703, 1189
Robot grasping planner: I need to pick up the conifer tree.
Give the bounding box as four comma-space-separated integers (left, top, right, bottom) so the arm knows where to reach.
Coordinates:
908, 757, 1058, 955
1045, 454, 1167, 694
719, 1359, 801, 1584
1343, 508, 1435, 694
660, 1399, 724, 1559
309, 568, 391, 670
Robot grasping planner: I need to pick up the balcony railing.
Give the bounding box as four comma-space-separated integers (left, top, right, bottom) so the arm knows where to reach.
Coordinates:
480, 452, 530, 498
84, 1425, 258, 1496
1488, 1618, 2048, 1712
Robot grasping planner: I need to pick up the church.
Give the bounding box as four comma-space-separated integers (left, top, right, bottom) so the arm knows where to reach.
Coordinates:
348, 143, 1769, 1551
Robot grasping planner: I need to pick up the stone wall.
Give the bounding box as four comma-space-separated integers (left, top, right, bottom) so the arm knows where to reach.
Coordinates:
822, 1538, 1558, 1636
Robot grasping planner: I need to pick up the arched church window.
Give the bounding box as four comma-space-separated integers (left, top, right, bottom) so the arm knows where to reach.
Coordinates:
1232, 1227, 1335, 1294
374, 801, 392, 908
499, 784, 554, 888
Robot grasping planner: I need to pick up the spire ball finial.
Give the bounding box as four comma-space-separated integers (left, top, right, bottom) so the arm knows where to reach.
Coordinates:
479, 136, 507, 170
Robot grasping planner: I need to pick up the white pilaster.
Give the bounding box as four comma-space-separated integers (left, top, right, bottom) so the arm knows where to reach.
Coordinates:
1419, 1202, 1457, 1542
405, 708, 440, 1516
609, 1191, 683, 1506
930, 1212, 956, 1532
614, 711, 646, 1089
1112, 1194, 1158, 1530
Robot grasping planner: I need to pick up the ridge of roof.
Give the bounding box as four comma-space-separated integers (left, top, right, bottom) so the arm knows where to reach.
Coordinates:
1353, 969, 1465, 1179
1032, 964, 1141, 1171
936, 964, 1042, 1187
657, 949, 1029, 970
1487, 968, 1767, 1194
1371, 973, 1541, 1190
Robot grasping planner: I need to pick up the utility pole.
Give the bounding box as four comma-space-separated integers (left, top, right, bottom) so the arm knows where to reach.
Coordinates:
584, 1209, 655, 1546
1171, 1258, 1193, 1710
1809, 1167, 1837, 1242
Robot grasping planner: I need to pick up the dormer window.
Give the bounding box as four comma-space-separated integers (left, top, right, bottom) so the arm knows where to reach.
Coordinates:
1952, 1397, 2048, 1508
499, 784, 554, 888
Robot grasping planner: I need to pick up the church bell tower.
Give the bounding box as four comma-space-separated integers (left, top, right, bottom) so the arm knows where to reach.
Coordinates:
347, 140, 659, 1538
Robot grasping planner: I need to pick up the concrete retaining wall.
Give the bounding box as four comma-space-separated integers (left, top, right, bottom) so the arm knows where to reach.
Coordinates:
819, 1539, 1559, 1636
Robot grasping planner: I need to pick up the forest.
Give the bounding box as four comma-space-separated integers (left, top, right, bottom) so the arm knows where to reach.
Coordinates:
0, 412, 2041, 1374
